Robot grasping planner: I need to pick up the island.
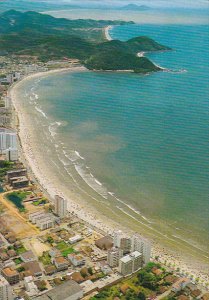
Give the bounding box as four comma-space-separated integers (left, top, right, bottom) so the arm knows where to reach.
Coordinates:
119, 4, 151, 11
0, 10, 171, 74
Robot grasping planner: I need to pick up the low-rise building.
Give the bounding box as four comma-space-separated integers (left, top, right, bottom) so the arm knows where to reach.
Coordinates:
68, 254, 85, 267
7, 249, 17, 258
172, 278, 191, 292
52, 257, 69, 272
1, 267, 20, 285
29, 211, 55, 230
44, 265, 56, 276
11, 176, 29, 188
24, 276, 38, 297
95, 236, 113, 250
20, 250, 37, 263
7, 169, 27, 182
35, 280, 83, 300
49, 248, 62, 258
23, 261, 42, 277
69, 235, 82, 245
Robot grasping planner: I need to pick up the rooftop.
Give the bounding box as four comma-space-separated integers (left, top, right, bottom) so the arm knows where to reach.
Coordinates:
95, 235, 113, 250
45, 280, 83, 300
120, 255, 132, 264
2, 267, 18, 277
54, 256, 69, 265
23, 261, 42, 276
20, 250, 36, 261
0, 275, 9, 286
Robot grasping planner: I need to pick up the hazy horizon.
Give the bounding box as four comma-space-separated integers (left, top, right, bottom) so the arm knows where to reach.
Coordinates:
8, 0, 209, 9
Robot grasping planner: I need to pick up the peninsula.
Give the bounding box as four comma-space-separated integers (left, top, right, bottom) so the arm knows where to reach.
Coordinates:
0, 10, 170, 74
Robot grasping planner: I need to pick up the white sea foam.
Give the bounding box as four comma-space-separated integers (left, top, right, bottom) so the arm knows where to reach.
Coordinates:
108, 192, 115, 196
57, 154, 70, 167
75, 151, 85, 160
35, 106, 48, 118
111, 194, 152, 224
95, 179, 102, 186
63, 150, 79, 162
75, 164, 108, 198
48, 121, 62, 137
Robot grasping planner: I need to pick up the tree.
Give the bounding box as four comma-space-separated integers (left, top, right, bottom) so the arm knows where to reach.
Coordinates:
137, 292, 146, 300
47, 236, 54, 244
88, 267, 93, 276
137, 271, 158, 290
142, 273, 157, 290
125, 289, 138, 300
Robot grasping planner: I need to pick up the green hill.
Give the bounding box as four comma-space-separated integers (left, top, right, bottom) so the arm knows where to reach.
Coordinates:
0, 10, 171, 74
84, 50, 160, 73
0, 10, 133, 41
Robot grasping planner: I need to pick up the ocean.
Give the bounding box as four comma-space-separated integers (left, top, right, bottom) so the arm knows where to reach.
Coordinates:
16, 22, 209, 257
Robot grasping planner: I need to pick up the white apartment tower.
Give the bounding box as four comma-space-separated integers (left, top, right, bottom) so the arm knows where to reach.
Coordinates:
54, 195, 67, 218
113, 230, 131, 254
107, 248, 123, 268
0, 275, 13, 300
131, 235, 151, 265
119, 251, 142, 276
0, 130, 17, 152
113, 230, 123, 248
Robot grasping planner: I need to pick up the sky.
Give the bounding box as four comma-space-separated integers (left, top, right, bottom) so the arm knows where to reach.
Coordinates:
41, 0, 209, 9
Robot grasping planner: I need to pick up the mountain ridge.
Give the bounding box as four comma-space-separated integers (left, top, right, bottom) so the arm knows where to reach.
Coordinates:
0, 10, 171, 74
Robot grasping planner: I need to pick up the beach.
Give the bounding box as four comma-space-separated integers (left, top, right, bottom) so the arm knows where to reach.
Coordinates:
9, 65, 209, 289
104, 25, 113, 41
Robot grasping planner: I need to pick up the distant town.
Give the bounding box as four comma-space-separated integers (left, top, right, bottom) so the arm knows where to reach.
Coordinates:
0, 31, 208, 300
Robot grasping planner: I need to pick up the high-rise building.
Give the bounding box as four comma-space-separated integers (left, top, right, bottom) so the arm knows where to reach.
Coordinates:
0, 129, 17, 157
107, 247, 123, 268
54, 195, 67, 218
113, 231, 131, 254
5, 148, 18, 161
131, 251, 143, 272
119, 251, 142, 276
0, 275, 13, 300
113, 230, 123, 248
131, 235, 151, 265
120, 237, 131, 254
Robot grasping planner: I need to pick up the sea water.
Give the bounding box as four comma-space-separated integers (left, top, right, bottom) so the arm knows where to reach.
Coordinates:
18, 23, 209, 255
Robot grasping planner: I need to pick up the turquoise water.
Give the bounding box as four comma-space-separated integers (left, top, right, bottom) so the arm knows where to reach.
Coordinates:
20, 24, 209, 252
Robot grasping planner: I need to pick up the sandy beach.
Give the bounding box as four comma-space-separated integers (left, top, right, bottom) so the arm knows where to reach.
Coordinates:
9, 66, 209, 290
104, 25, 113, 41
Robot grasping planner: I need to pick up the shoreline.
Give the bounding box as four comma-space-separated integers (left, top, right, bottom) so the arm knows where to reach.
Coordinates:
104, 25, 113, 41
8, 66, 209, 289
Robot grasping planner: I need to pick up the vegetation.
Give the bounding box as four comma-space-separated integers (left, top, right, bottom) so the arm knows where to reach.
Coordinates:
85, 50, 160, 73
6, 191, 30, 211
0, 10, 133, 41
46, 236, 54, 244
16, 245, 27, 254
0, 10, 171, 74
90, 262, 171, 300
33, 198, 47, 206
14, 257, 23, 265
0, 160, 14, 181
39, 251, 51, 266
56, 241, 75, 257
